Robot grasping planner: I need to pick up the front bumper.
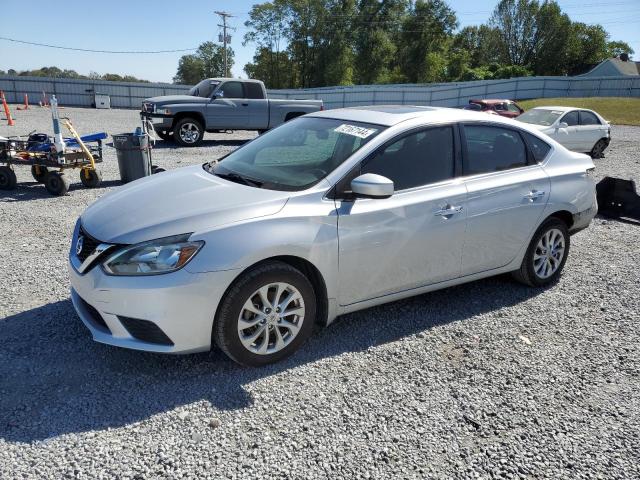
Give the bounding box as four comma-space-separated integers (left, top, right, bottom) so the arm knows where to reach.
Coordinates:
141, 112, 174, 131
69, 256, 240, 354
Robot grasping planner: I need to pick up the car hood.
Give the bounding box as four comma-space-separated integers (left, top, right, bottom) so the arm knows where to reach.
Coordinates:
144, 95, 204, 105
525, 123, 553, 131
81, 165, 290, 244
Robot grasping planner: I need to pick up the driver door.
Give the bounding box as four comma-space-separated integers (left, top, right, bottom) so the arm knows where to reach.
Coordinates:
205, 81, 249, 129
336, 126, 467, 306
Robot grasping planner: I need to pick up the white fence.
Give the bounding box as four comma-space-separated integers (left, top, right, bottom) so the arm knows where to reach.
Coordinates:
268, 76, 640, 109
0, 76, 190, 108
0, 74, 638, 109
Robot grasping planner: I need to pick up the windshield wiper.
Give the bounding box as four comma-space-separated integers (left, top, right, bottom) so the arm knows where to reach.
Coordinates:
215, 171, 263, 188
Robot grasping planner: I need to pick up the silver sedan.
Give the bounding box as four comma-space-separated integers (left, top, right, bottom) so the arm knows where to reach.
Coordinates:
69, 106, 597, 366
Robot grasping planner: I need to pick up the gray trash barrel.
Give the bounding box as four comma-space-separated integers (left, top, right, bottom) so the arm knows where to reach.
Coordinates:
113, 133, 151, 183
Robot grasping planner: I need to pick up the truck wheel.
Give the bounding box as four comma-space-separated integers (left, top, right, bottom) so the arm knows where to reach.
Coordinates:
173, 118, 204, 147
80, 168, 102, 188
44, 171, 70, 196
31, 165, 49, 183
0, 166, 17, 190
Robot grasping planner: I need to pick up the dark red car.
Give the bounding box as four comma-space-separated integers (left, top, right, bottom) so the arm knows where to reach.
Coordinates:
463, 99, 524, 118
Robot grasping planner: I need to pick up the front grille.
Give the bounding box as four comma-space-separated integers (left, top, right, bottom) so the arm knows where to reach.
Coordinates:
118, 316, 174, 346
77, 226, 101, 263
78, 296, 110, 333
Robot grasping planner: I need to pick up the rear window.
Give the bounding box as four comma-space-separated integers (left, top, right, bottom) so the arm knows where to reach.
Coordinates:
246, 82, 264, 99
523, 132, 551, 163
580, 111, 600, 125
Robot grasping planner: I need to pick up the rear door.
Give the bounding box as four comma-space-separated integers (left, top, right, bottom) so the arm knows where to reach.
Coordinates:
460, 123, 550, 275
244, 82, 269, 130
205, 81, 249, 129
336, 125, 467, 305
577, 110, 605, 153
556, 110, 580, 150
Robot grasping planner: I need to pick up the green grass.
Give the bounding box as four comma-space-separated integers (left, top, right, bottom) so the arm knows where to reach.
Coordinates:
519, 97, 640, 126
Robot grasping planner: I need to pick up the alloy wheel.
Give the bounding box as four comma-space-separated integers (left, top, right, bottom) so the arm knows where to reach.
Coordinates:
237, 282, 306, 355
533, 228, 565, 279
179, 123, 201, 144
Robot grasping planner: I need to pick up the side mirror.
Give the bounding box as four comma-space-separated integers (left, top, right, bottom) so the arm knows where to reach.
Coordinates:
350, 173, 394, 199
558, 122, 569, 129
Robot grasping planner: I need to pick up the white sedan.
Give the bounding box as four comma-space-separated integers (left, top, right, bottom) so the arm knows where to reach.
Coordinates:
517, 106, 610, 158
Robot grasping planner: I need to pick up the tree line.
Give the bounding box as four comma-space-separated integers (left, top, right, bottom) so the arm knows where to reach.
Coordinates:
174, 0, 634, 88
0, 66, 151, 83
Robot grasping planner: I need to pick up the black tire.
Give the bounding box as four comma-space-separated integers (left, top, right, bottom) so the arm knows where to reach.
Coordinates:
590, 138, 608, 159
213, 261, 317, 367
44, 171, 70, 196
31, 165, 49, 183
0, 166, 17, 190
512, 217, 570, 287
257, 129, 267, 135
156, 130, 173, 141
284, 112, 304, 122
151, 166, 166, 174
173, 117, 204, 147
80, 168, 102, 188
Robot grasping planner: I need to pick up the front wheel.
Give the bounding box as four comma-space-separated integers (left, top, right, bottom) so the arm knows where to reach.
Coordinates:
0, 166, 17, 190
44, 171, 70, 196
213, 261, 316, 366
173, 118, 204, 147
80, 168, 102, 188
512, 217, 570, 287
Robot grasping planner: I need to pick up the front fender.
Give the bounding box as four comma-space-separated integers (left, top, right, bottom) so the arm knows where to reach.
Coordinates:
184, 195, 339, 301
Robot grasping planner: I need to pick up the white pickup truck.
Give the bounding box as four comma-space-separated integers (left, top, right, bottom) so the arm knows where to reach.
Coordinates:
141, 78, 324, 146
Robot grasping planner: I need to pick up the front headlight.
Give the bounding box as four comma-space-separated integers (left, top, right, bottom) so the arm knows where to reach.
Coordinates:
102, 234, 204, 276
155, 107, 171, 115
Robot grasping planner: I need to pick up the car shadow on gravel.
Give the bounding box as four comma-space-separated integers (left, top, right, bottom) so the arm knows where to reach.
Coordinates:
152, 139, 250, 149
0, 276, 544, 443
0, 180, 124, 202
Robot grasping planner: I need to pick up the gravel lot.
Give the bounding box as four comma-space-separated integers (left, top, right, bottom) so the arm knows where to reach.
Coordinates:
1, 107, 639, 479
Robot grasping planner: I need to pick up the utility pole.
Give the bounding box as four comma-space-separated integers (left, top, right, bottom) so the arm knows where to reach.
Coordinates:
215, 10, 233, 77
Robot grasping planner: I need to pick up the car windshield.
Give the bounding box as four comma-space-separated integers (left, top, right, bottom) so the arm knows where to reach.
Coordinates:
204, 117, 384, 191
517, 109, 564, 126
188, 79, 220, 98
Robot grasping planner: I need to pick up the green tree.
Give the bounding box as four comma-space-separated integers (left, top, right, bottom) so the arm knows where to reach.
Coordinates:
530, 1, 571, 75
173, 42, 234, 84
489, 0, 540, 66
398, 0, 457, 83
606, 41, 634, 58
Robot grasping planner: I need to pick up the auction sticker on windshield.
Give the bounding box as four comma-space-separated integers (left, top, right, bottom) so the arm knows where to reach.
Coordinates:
334, 124, 377, 139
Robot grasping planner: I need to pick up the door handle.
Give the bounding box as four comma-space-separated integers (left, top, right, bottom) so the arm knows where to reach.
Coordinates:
434, 205, 463, 217
524, 190, 545, 201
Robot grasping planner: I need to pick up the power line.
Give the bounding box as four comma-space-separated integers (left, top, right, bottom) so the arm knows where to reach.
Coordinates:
0, 36, 197, 54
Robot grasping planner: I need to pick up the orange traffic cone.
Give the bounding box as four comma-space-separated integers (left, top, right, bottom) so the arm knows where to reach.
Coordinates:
17, 94, 29, 110
1, 92, 15, 126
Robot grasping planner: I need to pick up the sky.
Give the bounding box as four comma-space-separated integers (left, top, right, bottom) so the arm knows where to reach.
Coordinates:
1, 0, 639, 84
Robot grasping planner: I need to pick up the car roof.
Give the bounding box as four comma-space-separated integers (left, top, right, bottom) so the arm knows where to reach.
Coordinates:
470, 99, 515, 105
530, 106, 578, 112
308, 105, 517, 127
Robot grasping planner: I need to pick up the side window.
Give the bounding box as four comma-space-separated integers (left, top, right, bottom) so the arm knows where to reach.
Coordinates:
362, 126, 455, 191
463, 125, 528, 175
579, 111, 600, 125
246, 83, 264, 99
523, 132, 551, 163
218, 82, 244, 99
561, 111, 579, 126
507, 103, 521, 113
494, 103, 507, 111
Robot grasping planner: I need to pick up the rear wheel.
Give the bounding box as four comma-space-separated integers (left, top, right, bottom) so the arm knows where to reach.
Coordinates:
590, 138, 608, 159
213, 261, 316, 366
80, 168, 102, 188
31, 165, 49, 183
0, 166, 17, 190
173, 118, 203, 147
44, 171, 70, 196
512, 217, 570, 287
